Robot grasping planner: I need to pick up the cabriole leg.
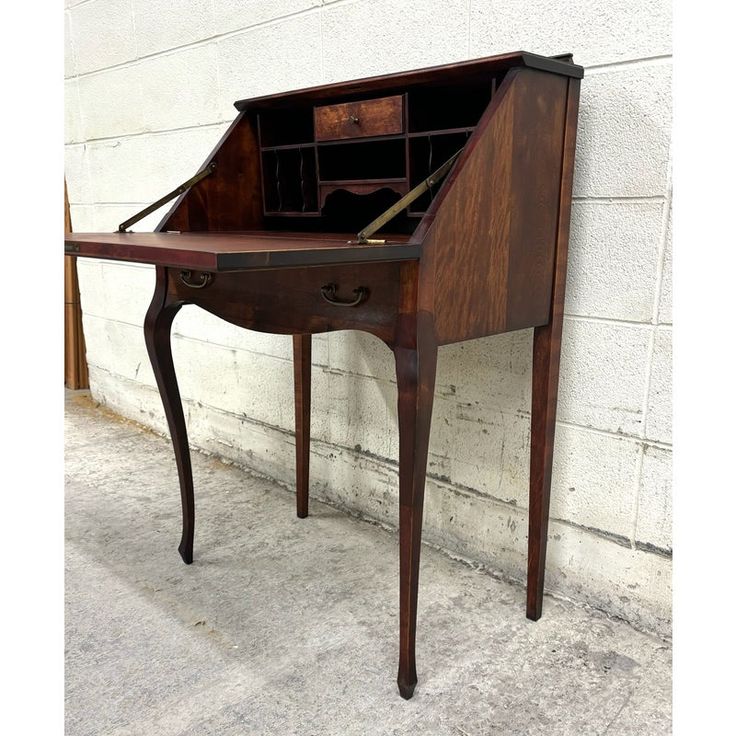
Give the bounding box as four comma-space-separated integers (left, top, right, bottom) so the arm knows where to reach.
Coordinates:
144, 266, 194, 564
293, 334, 311, 519
394, 335, 437, 699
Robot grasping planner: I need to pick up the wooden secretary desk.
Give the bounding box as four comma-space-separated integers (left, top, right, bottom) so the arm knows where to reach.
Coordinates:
65, 51, 583, 699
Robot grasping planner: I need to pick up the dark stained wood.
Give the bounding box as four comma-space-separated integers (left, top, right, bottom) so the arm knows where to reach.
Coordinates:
293, 335, 311, 518
314, 95, 404, 141
527, 78, 581, 621
158, 112, 264, 233
506, 73, 568, 330
318, 180, 409, 209
234, 52, 582, 112
144, 266, 195, 564
166, 262, 406, 346
66, 53, 582, 699
394, 309, 437, 699
417, 68, 568, 345
64, 231, 418, 271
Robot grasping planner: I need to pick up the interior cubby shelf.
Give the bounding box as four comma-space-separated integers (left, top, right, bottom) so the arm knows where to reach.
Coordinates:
257, 74, 505, 232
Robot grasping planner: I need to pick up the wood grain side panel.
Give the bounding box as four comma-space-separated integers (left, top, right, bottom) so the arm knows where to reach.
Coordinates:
157, 113, 264, 232
419, 77, 516, 344
505, 72, 567, 331
419, 69, 569, 345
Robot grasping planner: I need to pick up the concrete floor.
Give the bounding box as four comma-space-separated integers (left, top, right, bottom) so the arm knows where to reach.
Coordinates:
65, 391, 671, 736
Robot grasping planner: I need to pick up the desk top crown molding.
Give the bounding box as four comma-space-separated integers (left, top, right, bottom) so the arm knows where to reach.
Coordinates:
232, 51, 583, 111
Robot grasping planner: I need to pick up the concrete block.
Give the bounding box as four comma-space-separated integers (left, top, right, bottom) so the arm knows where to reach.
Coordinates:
87, 124, 228, 203
88, 203, 164, 232
175, 310, 330, 367
64, 10, 76, 78
321, 0, 469, 83
312, 440, 399, 527
544, 518, 671, 634
550, 425, 639, 538
134, 45, 222, 132
69, 0, 137, 75
64, 80, 84, 144
470, 0, 671, 69
79, 45, 221, 140
87, 365, 169, 436
327, 331, 396, 384
318, 369, 396, 459
78, 261, 155, 326
174, 309, 294, 361
77, 65, 146, 141
574, 63, 672, 198
433, 403, 530, 508
428, 334, 533, 504
133, 0, 214, 57
82, 314, 155, 387
84, 317, 297, 434
567, 201, 664, 322
183, 390, 296, 480
217, 15, 322, 118
170, 336, 295, 429
211, 0, 320, 36
636, 445, 672, 553
76, 258, 103, 310
441, 332, 532, 417
558, 318, 652, 437
69, 205, 96, 232
658, 206, 672, 324
64, 144, 92, 204
645, 328, 672, 444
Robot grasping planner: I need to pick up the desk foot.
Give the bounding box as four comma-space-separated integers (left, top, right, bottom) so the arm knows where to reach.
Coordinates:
397, 673, 417, 700
293, 335, 311, 519
178, 539, 193, 565
145, 266, 196, 565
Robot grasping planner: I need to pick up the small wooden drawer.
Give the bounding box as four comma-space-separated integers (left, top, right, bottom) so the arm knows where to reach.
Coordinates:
314, 95, 404, 141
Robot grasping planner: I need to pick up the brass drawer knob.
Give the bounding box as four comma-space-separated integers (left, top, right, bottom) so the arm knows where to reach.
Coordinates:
348, 114, 359, 124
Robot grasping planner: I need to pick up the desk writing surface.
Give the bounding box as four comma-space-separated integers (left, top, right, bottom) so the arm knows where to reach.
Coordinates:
64, 231, 418, 271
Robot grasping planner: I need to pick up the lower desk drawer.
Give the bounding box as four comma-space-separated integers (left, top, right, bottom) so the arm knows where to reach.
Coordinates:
168, 261, 409, 345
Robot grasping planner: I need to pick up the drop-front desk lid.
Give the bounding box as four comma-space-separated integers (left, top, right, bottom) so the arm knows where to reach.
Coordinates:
64, 231, 419, 271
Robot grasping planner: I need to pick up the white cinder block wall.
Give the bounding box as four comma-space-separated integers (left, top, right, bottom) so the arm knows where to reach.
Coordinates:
65, 0, 672, 635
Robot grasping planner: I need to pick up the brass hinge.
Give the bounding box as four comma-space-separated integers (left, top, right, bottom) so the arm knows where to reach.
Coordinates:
349, 149, 463, 245
117, 161, 217, 233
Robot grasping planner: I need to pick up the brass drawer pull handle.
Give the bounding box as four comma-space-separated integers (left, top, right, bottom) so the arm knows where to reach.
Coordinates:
320, 283, 369, 307
180, 270, 212, 289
